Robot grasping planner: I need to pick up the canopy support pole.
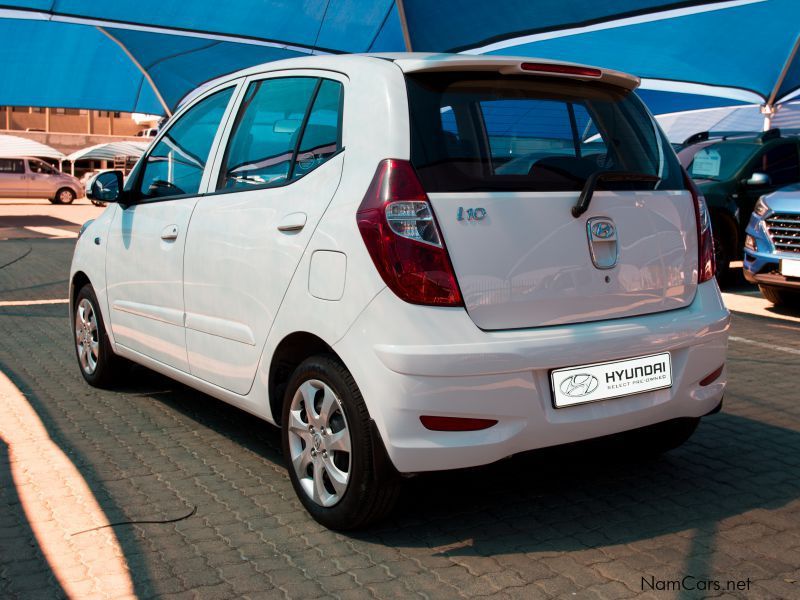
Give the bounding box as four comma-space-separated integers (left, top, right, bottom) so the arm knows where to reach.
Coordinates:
762, 34, 800, 130
761, 104, 776, 131
395, 0, 413, 52
96, 26, 173, 117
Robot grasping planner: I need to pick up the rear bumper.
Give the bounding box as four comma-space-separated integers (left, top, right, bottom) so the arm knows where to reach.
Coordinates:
335, 281, 730, 473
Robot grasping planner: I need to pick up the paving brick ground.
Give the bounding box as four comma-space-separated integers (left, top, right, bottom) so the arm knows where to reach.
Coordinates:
1, 238, 799, 599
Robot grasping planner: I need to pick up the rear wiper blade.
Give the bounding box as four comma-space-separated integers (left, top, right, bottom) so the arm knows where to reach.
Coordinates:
572, 171, 661, 218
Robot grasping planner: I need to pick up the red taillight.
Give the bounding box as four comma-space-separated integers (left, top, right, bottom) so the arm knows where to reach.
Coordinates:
420, 416, 497, 431
684, 171, 716, 283
357, 159, 463, 306
520, 62, 602, 78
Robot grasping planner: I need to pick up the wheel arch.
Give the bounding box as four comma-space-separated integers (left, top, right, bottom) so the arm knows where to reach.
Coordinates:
70, 271, 91, 312
268, 331, 344, 425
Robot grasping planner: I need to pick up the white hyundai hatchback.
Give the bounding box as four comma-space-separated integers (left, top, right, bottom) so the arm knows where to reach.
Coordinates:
71, 53, 729, 529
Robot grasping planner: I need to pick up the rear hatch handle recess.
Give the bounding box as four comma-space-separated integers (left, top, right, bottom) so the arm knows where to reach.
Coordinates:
572, 171, 661, 218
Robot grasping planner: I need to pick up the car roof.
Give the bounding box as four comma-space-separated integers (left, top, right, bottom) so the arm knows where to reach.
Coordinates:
181, 52, 640, 106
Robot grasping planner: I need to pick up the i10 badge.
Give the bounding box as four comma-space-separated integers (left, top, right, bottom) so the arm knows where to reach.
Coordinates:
457, 207, 487, 221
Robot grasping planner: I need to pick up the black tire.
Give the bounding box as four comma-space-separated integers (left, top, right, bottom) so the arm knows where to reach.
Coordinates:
625, 417, 700, 456
54, 187, 76, 205
759, 285, 796, 306
72, 283, 126, 388
281, 355, 400, 530
712, 228, 732, 285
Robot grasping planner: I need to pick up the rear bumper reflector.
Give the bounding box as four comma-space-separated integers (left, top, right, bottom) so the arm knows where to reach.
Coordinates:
420, 416, 498, 431
699, 365, 725, 386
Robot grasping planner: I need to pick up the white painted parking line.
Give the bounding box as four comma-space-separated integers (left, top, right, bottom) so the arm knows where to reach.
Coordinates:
23, 226, 78, 238
0, 298, 69, 307
729, 336, 800, 356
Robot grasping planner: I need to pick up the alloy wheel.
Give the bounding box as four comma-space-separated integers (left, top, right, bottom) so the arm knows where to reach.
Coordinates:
287, 379, 352, 507
75, 298, 99, 375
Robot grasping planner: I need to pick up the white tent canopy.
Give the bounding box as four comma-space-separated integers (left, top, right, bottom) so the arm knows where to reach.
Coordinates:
656, 101, 800, 144
66, 141, 150, 163
0, 134, 65, 159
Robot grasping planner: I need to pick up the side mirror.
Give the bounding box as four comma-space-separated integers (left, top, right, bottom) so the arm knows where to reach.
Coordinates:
87, 171, 124, 203
745, 172, 771, 187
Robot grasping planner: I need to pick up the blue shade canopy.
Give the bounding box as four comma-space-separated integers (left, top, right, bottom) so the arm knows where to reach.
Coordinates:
0, 1, 400, 115
0, 0, 797, 118
421, 0, 800, 105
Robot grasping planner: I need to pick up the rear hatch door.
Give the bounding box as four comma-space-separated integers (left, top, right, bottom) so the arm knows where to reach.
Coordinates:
406, 70, 697, 330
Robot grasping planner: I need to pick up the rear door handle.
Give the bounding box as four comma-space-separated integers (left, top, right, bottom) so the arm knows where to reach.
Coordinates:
161, 224, 179, 240
277, 212, 307, 232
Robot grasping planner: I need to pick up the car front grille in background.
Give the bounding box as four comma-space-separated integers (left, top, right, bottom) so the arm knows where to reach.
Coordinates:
765, 212, 800, 253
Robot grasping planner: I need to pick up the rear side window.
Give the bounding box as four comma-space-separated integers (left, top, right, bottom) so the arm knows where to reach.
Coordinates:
407, 73, 684, 192
291, 79, 343, 181
218, 77, 343, 191
0, 158, 24, 173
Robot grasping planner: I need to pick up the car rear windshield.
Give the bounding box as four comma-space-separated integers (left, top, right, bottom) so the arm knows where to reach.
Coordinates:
406, 72, 685, 193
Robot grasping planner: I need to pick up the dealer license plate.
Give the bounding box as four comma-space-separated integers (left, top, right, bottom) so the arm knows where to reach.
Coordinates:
780, 259, 800, 278
551, 352, 672, 408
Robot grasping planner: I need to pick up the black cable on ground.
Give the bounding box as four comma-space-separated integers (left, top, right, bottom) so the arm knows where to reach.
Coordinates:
71, 504, 197, 536
0, 245, 32, 270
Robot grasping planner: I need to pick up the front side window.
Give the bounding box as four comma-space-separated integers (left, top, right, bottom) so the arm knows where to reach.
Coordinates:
759, 143, 800, 186
407, 73, 683, 192
137, 87, 233, 201
0, 158, 24, 173
218, 76, 343, 191
28, 159, 56, 175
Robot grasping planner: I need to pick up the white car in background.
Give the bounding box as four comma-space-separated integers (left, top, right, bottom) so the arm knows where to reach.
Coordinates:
70, 53, 730, 529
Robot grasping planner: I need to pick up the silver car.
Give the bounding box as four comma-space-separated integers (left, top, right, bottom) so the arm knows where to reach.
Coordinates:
0, 156, 83, 203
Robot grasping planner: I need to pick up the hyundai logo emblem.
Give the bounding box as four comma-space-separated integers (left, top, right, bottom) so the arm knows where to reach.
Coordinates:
559, 373, 599, 397
592, 221, 615, 239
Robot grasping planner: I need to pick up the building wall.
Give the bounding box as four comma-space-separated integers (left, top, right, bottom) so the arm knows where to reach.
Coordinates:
3, 106, 151, 137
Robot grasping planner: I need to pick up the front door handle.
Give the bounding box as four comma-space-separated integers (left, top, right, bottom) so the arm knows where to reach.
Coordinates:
161, 224, 179, 240
277, 212, 307, 233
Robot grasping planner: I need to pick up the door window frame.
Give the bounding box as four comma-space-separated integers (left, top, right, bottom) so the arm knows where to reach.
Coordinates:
203, 68, 348, 198
124, 77, 246, 206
